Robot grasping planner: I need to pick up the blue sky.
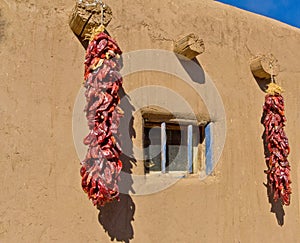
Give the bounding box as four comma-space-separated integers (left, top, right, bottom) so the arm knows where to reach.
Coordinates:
216, 0, 300, 28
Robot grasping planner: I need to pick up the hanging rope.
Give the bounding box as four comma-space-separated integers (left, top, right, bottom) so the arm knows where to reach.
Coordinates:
266, 62, 284, 95
270, 63, 274, 84
100, 1, 104, 26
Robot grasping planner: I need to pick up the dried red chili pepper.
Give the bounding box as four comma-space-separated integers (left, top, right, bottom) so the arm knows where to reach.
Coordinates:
262, 83, 291, 206
80, 28, 123, 206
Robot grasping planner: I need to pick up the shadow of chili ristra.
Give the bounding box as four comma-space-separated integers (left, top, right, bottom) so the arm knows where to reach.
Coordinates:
98, 193, 135, 243
0, 10, 5, 44
98, 87, 136, 242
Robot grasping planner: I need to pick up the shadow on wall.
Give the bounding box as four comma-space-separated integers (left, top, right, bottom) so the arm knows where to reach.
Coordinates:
98, 87, 136, 243
177, 56, 206, 84
266, 184, 285, 226
254, 76, 271, 93
261, 106, 285, 226
98, 194, 135, 243
0, 10, 5, 43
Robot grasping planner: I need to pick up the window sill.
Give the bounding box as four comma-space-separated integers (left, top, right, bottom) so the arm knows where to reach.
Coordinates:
146, 171, 188, 179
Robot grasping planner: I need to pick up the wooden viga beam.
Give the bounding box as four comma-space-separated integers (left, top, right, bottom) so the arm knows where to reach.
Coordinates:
174, 33, 205, 60
69, 1, 112, 48
250, 54, 280, 79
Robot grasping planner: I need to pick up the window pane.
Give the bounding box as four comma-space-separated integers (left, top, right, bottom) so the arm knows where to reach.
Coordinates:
144, 123, 196, 173
144, 126, 161, 172
166, 127, 187, 171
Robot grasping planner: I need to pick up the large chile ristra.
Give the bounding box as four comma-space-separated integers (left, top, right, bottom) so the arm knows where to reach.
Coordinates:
80, 32, 123, 206
263, 93, 291, 206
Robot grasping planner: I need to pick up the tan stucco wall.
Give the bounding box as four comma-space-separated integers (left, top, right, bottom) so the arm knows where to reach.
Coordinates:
0, 0, 300, 242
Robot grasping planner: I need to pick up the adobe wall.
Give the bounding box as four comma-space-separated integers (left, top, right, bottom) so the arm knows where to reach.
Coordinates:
0, 0, 300, 242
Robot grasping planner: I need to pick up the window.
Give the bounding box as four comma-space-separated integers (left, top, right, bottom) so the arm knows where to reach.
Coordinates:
143, 121, 205, 174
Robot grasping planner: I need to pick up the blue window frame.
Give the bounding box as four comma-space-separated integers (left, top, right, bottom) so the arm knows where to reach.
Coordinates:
205, 123, 213, 175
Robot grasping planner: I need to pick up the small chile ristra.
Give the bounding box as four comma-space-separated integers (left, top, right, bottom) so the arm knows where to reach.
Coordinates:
80, 26, 123, 206
262, 83, 291, 206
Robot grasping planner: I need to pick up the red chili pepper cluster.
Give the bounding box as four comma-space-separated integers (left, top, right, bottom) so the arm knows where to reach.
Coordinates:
263, 93, 291, 206
80, 31, 123, 206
